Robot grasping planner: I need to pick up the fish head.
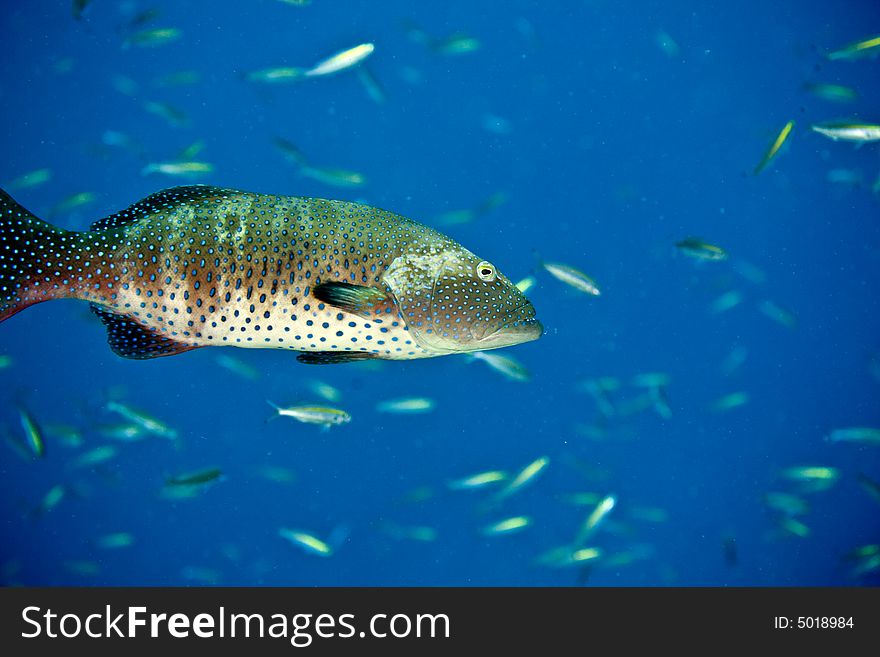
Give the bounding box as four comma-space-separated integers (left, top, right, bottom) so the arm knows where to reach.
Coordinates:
381, 234, 542, 354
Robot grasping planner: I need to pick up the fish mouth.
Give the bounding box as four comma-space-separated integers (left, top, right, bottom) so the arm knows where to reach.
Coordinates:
477, 318, 544, 348
475, 304, 544, 349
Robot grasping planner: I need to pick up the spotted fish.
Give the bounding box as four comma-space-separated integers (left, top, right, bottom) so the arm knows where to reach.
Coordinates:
0, 185, 541, 363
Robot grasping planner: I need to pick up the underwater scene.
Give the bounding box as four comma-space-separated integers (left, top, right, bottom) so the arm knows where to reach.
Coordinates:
0, 0, 879, 586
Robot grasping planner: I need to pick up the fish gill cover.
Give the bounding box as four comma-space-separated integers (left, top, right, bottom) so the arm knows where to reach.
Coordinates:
0, 0, 878, 586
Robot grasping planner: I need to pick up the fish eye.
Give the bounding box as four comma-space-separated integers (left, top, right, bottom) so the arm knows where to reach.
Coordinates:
476, 261, 496, 282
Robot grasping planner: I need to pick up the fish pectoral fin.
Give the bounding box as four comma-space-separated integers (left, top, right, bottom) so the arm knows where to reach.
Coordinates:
296, 351, 377, 365
89, 304, 200, 360
312, 281, 395, 318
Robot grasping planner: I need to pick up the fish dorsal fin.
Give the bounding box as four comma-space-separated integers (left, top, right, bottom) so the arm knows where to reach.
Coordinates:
296, 351, 377, 365
89, 304, 200, 360
90, 185, 231, 231
312, 281, 396, 319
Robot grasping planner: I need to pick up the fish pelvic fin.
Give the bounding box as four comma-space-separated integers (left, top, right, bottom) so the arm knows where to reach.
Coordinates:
296, 350, 378, 365
0, 188, 75, 322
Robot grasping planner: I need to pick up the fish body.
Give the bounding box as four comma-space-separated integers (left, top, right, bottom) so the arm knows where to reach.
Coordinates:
811, 122, 880, 142
778, 517, 810, 538
758, 299, 798, 328
269, 402, 351, 427
357, 67, 387, 104
828, 36, 880, 61
244, 67, 305, 84
125, 27, 181, 48
306, 380, 341, 402
36, 484, 65, 515
143, 101, 189, 127
96, 533, 134, 549
654, 30, 680, 57
97, 423, 146, 442
482, 516, 530, 535
433, 34, 481, 55
710, 391, 749, 412
256, 465, 296, 484
710, 289, 744, 314
495, 456, 549, 500
215, 354, 260, 380
827, 427, 880, 445
273, 137, 309, 166
763, 492, 809, 516
542, 261, 600, 295
0, 186, 541, 364
574, 494, 616, 545
826, 168, 863, 186
447, 470, 507, 490
467, 350, 531, 382
803, 83, 857, 103
70, 445, 117, 468
142, 161, 214, 178
106, 401, 177, 439
535, 546, 602, 568
676, 237, 727, 261
305, 43, 374, 77
166, 468, 223, 487
781, 466, 840, 483
299, 165, 366, 188
375, 397, 435, 413
754, 120, 794, 175
50, 192, 96, 217
278, 528, 333, 556
44, 423, 83, 447
515, 276, 535, 294
4, 168, 52, 191
18, 407, 46, 458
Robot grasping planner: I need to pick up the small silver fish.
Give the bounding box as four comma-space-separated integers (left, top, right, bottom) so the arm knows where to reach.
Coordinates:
278, 528, 333, 556
3, 168, 52, 191
542, 261, 600, 295
676, 238, 727, 261
826, 427, 880, 445
467, 351, 531, 382
305, 43, 374, 78
141, 161, 214, 178
125, 27, 181, 48
268, 402, 351, 427
244, 67, 305, 84
375, 397, 435, 414
811, 122, 880, 142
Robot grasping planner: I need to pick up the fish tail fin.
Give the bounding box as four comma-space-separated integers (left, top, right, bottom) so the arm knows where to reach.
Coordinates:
265, 400, 281, 422
0, 189, 76, 322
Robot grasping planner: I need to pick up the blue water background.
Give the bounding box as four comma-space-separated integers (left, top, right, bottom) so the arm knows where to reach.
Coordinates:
1, 0, 879, 585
